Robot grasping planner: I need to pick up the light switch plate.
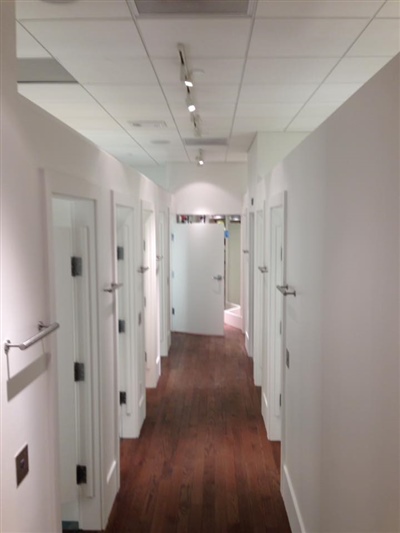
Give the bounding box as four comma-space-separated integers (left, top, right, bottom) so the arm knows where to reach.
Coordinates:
15, 444, 29, 486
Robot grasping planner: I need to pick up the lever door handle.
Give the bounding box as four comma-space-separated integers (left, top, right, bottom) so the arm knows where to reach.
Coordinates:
213, 275, 223, 281
276, 284, 296, 297
258, 266, 268, 274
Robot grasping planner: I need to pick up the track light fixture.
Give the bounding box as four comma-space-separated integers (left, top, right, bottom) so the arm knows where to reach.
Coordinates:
186, 95, 196, 113
184, 75, 194, 88
196, 149, 204, 166
178, 43, 201, 135
178, 43, 193, 88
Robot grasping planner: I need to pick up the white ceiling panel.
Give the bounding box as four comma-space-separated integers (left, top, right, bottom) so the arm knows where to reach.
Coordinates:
256, 1, 385, 19
244, 57, 338, 84
63, 116, 120, 130
16, 0, 131, 20
239, 84, 317, 103
249, 18, 370, 57
16, 22, 51, 58
84, 84, 166, 105
21, 20, 147, 59
163, 84, 239, 105
78, 129, 140, 147
152, 58, 245, 85
186, 146, 226, 163
57, 57, 158, 85
137, 19, 251, 58
376, 1, 400, 17
236, 102, 303, 118
347, 19, 400, 56
115, 153, 158, 166
227, 152, 248, 162
325, 56, 393, 83
232, 117, 291, 132
309, 83, 362, 104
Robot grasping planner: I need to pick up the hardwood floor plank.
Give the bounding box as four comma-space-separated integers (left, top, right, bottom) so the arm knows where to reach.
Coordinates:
106, 326, 291, 533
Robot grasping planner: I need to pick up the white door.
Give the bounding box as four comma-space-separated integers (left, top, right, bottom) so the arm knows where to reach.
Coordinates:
116, 206, 140, 438
172, 223, 224, 336
267, 201, 285, 441
52, 197, 99, 529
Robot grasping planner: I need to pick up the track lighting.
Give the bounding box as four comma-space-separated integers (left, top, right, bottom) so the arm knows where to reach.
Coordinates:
196, 149, 204, 166
184, 76, 194, 88
186, 96, 196, 113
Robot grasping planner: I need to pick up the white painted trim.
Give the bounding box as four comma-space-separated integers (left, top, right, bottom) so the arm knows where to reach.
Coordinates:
106, 460, 117, 486
282, 464, 306, 533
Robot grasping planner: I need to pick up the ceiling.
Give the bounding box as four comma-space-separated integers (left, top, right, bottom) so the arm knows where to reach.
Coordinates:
15, 0, 400, 169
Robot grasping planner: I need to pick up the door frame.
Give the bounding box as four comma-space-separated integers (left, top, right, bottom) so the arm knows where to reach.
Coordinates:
43, 170, 105, 530
264, 190, 287, 442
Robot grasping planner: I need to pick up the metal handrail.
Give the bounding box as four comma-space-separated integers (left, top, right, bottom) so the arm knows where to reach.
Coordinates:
4, 321, 60, 355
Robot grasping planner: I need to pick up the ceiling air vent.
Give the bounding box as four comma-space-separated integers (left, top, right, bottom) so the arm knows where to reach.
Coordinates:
184, 138, 228, 146
129, 0, 254, 17
128, 120, 168, 129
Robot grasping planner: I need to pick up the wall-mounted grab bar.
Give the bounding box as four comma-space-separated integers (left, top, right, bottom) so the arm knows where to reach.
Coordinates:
276, 284, 296, 297
137, 266, 149, 274
258, 266, 268, 274
103, 282, 123, 293
4, 321, 60, 355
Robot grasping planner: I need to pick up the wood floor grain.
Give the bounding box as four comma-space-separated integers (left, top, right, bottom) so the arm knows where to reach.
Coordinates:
106, 326, 291, 533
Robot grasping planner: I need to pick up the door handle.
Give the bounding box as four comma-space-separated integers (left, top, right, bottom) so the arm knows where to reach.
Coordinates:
137, 266, 149, 274
213, 275, 223, 281
276, 284, 296, 297
258, 266, 268, 274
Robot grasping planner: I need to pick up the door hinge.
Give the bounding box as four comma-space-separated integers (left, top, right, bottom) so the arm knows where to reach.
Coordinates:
144, 296, 146, 308
280, 321, 282, 335
171, 233, 174, 242
143, 240, 146, 251
138, 312, 142, 326
118, 319, 126, 333
279, 394, 282, 407
119, 391, 127, 405
71, 256, 83, 277
76, 465, 87, 485
117, 246, 124, 260
145, 351, 147, 362
172, 307, 175, 315
280, 247, 283, 261
74, 362, 85, 382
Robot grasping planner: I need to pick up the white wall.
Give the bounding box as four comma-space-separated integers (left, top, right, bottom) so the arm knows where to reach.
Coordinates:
168, 162, 247, 214
0, 3, 170, 531
258, 55, 400, 532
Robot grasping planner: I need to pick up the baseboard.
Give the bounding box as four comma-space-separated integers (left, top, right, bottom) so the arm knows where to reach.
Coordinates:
282, 463, 306, 533
261, 391, 268, 431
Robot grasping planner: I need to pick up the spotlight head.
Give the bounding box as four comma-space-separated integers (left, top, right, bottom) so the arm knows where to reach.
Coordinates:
184, 76, 194, 88
198, 159, 204, 166
188, 103, 196, 113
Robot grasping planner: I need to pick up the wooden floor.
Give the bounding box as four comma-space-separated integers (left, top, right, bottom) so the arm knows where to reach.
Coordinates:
106, 326, 291, 533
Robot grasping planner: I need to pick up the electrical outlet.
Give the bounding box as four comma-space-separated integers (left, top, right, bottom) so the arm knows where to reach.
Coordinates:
15, 444, 29, 486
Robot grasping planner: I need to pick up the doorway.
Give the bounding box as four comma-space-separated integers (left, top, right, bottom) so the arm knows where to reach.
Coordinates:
52, 196, 101, 530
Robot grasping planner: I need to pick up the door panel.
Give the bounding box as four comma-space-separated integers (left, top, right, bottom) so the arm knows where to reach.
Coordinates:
172, 223, 224, 336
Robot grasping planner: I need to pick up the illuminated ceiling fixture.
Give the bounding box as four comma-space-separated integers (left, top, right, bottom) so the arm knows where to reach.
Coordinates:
186, 95, 196, 113
178, 43, 193, 88
196, 149, 204, 166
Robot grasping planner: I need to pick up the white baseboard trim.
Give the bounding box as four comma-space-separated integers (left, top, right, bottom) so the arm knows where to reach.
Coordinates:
282, 463, 306, 533
262, 391, 268, 430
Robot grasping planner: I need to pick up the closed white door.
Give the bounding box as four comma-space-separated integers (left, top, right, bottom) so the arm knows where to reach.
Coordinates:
172, 223, 224, 336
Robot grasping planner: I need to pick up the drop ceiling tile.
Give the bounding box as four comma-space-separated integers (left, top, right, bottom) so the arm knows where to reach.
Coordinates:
137, 19, 251, 58
236, 102, 303, 118
21, 20, 147, 59
256, 1, 385, 18
347, 19, 400, 56
78, 129, 138, 147
309, 83, 362, 104
152, 58, 245, 85
376, 1, 400, 17
170, 102, 235, 119
84, 84, 166, 105
16, 22, 51, 58
248, 18, 370, 57
232, 117, 290, 132
163, 84, 239, 105
287, 115, 329, 131
101, 103, 174, 123
16, 0, 131, 19
186, 146, 226, 163
116, 153, 158, 167
63, 116, 120, 130
239, 84, 317, 103
226, 152, 248, 162
57, 57, 158, 85
286, 102, 340, 131
244, 58, 339, 84
325, 56, 393, 83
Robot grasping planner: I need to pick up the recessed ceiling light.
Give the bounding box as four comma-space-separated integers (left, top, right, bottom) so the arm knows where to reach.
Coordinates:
128, 120, 167, 129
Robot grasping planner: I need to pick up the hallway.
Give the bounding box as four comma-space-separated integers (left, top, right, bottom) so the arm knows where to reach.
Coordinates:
106, 326, 291, 532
